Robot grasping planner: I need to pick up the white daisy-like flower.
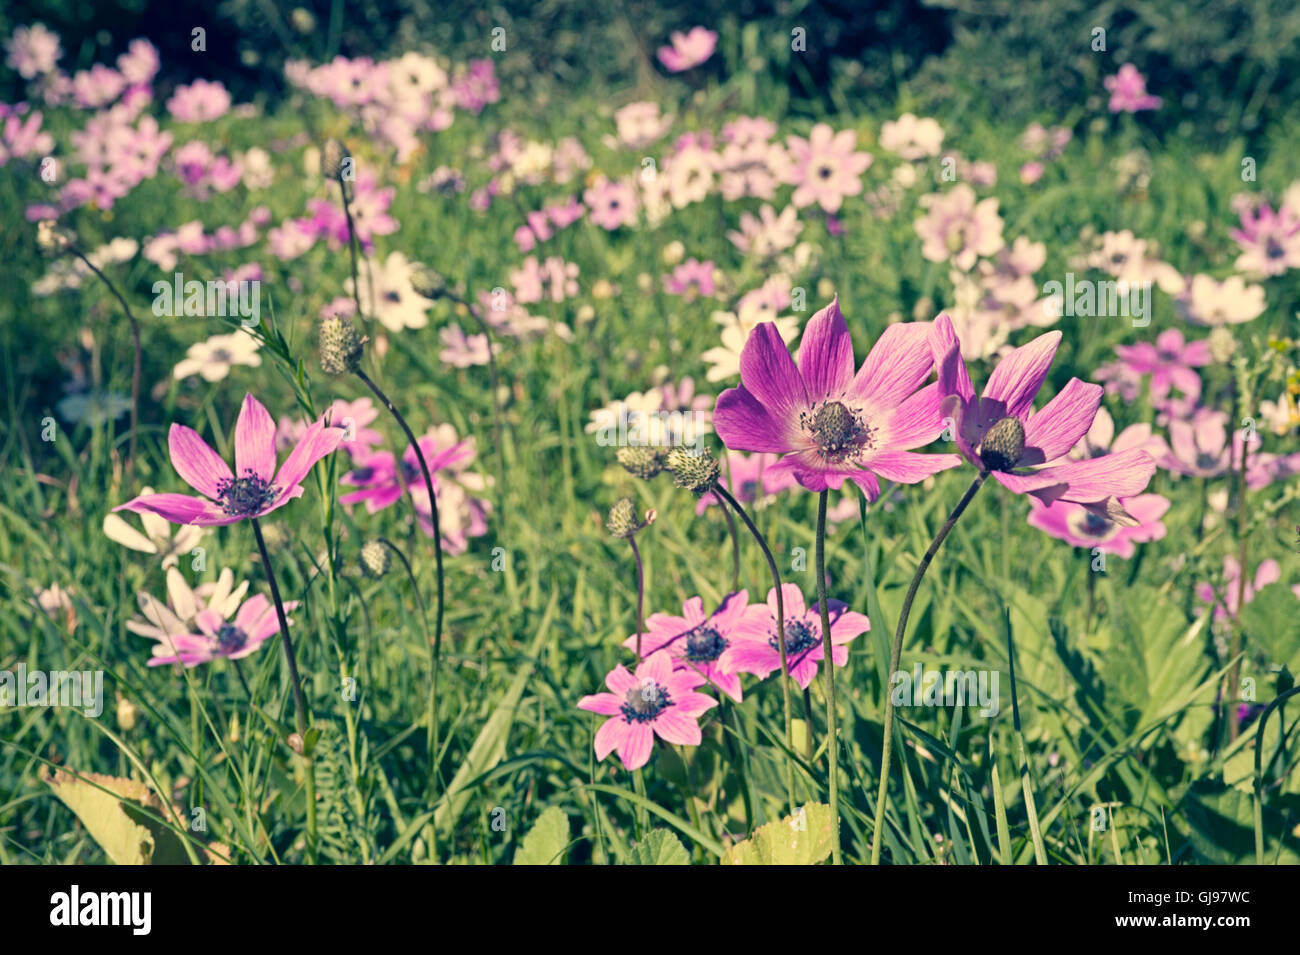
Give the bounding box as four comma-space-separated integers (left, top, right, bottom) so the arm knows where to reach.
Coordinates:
701, 309, 800, 382
172, 331, 262, 382
127, 567, 249, 654
349, 251, 431, 332
103, 488, 204, 569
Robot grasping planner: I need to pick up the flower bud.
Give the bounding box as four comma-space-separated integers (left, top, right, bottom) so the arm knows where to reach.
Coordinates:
36, 219, 73, 255
606, 497, 645, 539
319, 316, 365, 375
666, 446, 720, 494
321, 138, 350, 180
409, 264, 447, 300
617, 446, 666, 480
360, 539, 390, 578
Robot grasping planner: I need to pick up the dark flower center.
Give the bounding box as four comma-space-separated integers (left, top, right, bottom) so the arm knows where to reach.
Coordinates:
683, 625, 727, 663
803, 400, 870, 462
1069, 510, 1115, 539
978, 416, 1026, 472
215, 469, 280, 517
621, 680, 671, 723
768, 618, 820, 657
1266, 239, 1284, 260
216, 623, 248, 654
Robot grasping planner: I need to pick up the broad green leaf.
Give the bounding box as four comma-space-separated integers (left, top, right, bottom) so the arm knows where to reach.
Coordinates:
514, 806, 570, 865
44, 768, 218, 865
722, 803, 832, 865
628, 828, 690, 865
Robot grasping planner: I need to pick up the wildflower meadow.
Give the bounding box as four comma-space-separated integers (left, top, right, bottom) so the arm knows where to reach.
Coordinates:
2, 1, 1300, 892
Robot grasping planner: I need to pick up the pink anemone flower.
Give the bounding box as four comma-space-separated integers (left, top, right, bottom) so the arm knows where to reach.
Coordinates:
713, 297, 961, 500
622, 592, 764, 702
577, 652, 718, 770
115, 394, 344, 525
718, 584, 870, 690
1027, 493, 1169, 558
148, 593, 299, 667
930, 313, 1156, 520
656, 27, 717, 73
1198, 557, 1280, 622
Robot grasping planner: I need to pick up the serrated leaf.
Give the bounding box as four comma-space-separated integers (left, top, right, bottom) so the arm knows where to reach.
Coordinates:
628, 828, 690, 865
722, 803, 832, 865
514, 806, 569, 865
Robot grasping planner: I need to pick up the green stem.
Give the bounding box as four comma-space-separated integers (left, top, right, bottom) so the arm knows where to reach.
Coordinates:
871, 472, 986, 864
815, 490, 842, 864
714, 483, 795, 814
1006, 606, 1048, 865
716, 489, 741, 593
250, 516, 316, 862
379, 536, 439, 864
70, 245, 141, 488
354, 368, 445, 693
629, 535, 645, 663
1253, 684, 1300, 863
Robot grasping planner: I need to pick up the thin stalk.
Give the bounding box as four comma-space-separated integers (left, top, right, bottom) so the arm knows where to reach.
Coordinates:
815, 490, 842, 865
714, 483, 795, 813
336, 177, 364, 319
379, 536, 439, 864
354, 368, 445, 685
70, 245, 141, 487
871, 472, 986, 864
628, 536, 645, 662
250, 516, 316, 863
1228, 432, 1250, 741
715, 489, 740, 592
1254, 684, 1300, 863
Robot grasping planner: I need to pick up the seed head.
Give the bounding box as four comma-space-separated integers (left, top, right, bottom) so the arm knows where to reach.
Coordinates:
360, 540, 390, 578
606, 497, 645, 539
320, 316, 365, 375
979, 416, 1026, 472
666, 446, 720, 494
617, 446, 667, 480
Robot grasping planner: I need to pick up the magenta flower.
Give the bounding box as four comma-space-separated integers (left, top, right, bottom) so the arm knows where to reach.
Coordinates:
931, 313, 1156, 515
1229, 201, 1300, 276
1198, 557, 1280, 622
779, 123, 872, 213
583, 175, 637, 230
148, 593, 299, 668
663, 258, 716, 297
1162, 408, 1258, 479
718, 584, 870, 690
578, 652, 718, 770
115, 394, 345, 526
166, 79, 231, 123
714, 297, 960, 499
1027, 493, 1169, 558
1104, 64, 1162, 113
656, 27, 717, 72
1112, 329, 1209, 408
621, 592, 764, 702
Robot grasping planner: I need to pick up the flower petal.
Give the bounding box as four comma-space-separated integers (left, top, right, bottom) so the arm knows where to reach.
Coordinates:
1022, 378, 1102, 465
654, 708, 703, 746
797, 297, 855, 399
849, 321, 935, 407
931, 313, 975, 403
234, 393, 278, 482
714, 384, 802, 453
273, 420, 346, 497
865, 450, 962, 484
115, 492, 238, 527
982, 331, 1061, 418
168, 424, 233, 500
737, 321, 809, 425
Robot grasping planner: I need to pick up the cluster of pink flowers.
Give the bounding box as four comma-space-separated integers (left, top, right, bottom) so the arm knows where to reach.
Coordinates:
581, 585, 869, 769
143, 208, 271, 270
510, 255, 579, 304
514, 196, 586, 251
